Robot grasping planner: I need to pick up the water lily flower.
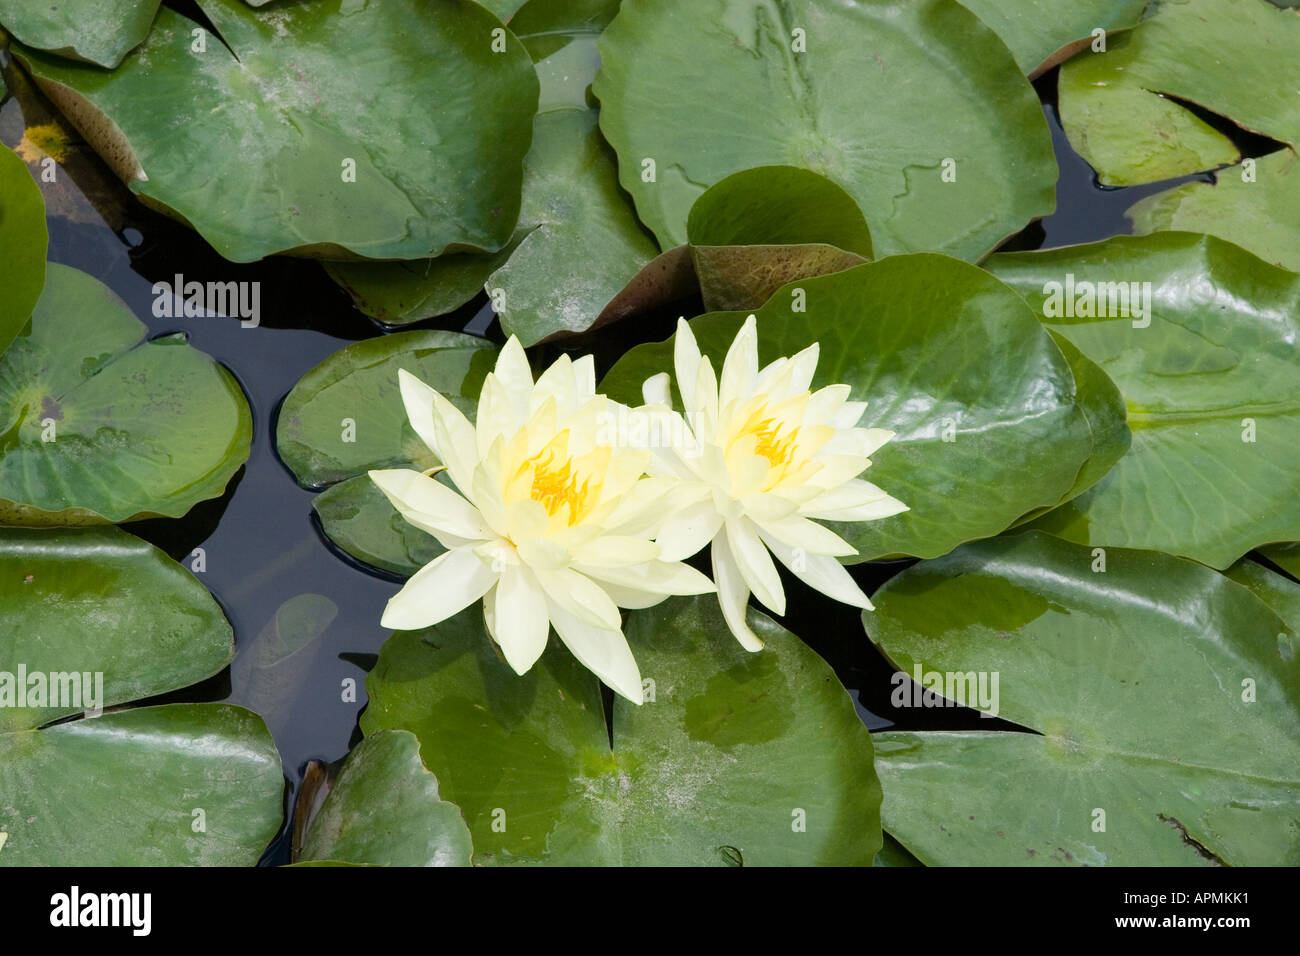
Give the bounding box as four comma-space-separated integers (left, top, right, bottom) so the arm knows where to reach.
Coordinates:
640, 315, 908, 650
369, 338, 715, 704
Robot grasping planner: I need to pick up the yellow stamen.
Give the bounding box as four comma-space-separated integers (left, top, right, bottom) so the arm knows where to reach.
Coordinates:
520, 439, 594, 525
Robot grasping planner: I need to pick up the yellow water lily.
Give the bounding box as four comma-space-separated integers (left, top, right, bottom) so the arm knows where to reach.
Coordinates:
369, 338, 715, 704
640, 315, 908, 650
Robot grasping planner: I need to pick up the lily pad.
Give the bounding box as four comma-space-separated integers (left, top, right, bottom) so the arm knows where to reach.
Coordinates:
1127, 149, 1300, 273
593, 0, 1056, 260
362, 595, 881, 865
1057, 0, 1300, 186
956, 0, 1147, 76
0, 0, 161, 69
12, 0, 539, 262
0, 142, 46, 356
0, 262, 251, 524
327, 3, 652, 344
602, 255, 1099, 562
0, 703, 284, 866
275, 330, 494, 573
987, 232, 1300, 569
230, 593, 338, 728
294, 729, 473, 867
0, 526, 283, 866
867, 531, 1300, 866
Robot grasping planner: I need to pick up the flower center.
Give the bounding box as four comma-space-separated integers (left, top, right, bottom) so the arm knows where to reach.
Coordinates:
527, 446, 593, 525
748, 415, 799, 469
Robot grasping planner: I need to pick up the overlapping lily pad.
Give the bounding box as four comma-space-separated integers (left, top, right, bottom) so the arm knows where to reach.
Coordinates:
0, 0, 162, 69
1058, 0, 1300, 186
294, 730, 473, 867
593, 0, 1056, 260
957, 0, 1147, 76
988, 232, 1300, 569
0, 142, 46, 356
1260, 543, 1300, 581
0, 526, 283, 866
327, 0, 651, 344
12, 0, 539, 261
867, 531, 1300, 866
362, 595, 881, 865
602, 255, 1110, 562
275, 330, 494, 574
1127, 149, 1300, 273
0, 263, 251, 524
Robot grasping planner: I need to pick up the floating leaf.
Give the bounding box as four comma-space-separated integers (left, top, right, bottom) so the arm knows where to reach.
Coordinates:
956, 0, 1147, 76
988, 232, 1300, 569
0, 703, 284, 866
12, 0, 539, 261
593, 0, 1056, 260
275, 330, 493, 573
230, 593, 338, 727
868, 531, 1300, 866
0, 142, 46, 356
1127, 149, 1300, 273
362, 595, 881, 865
295, 730, 473, 867
0, 526, 283, 866
1259, 543, 1300, 582
1058, 0, 1300, 186
0, 0, 161, 69
0, 263, 250, 524
602, 255, 1098, 562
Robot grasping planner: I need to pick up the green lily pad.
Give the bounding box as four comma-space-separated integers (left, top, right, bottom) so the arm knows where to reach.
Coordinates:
1127, 149, 1300, 273
0, 0, 161, 69
362, 595, 881, 865
275, 330, 494, 574
0, 703, 284, 866
987, 232, 1300, 569
867, 531, 1300, 866
295, 730, 473, 867
12, 0, 539, 262
0, 142, 46, 356
0, 526, 233, 731
593, 0, 1056, 260
0, 262, 251, 524
0, 526, 283, 866
956, 0, 1148, 76
327, 3, 652, 344
1224, 555, 1300, 626
1057, 0, 1300, 186
602, 255, 1099, 562
230, 593, 338, 728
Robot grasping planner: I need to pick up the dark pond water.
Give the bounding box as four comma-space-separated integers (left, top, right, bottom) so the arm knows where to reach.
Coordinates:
0, 58, 1267, 864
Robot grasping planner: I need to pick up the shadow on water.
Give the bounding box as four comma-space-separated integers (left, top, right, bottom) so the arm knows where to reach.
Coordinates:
0, 52, 1274, 864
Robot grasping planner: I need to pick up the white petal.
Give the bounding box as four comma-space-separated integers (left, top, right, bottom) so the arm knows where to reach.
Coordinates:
492, 565, 551, 674
801, 478, 909, 522
724, 516, 785, 616
674, 317, 702, 416
718, 314, 758, 410
752, 513, 857, 557
547, 603, 644, 704
642, 371, 671, 407
380, 547, 498, 631
710, 538, 764, 651
830, 400, 869, 430
475, 374, 518, 457
654, 499, 724, 561
534, 567, 622, 630
597, 581, 672, 610
572, 354, 596, 400
804, 384, 852, 426
577, 559, 716, 596
786, 342, 820, 396
761, 533, 873, 610
398, 369, 443, 460
369, 468, 492, 547
571, 535, 661, 568
808, 494, 910, 522
427, 389, 479, 494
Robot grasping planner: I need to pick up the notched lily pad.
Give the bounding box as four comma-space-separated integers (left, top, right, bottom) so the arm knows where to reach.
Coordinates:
0, 0, 162, 69
956, 0, 1148, 77
12, 0, 539, 261
275, 330, 494, 575
868, 532, 1300, 866
362, 595, 881, 865
0, 262, 251, 525
988, 232, 1300, 569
